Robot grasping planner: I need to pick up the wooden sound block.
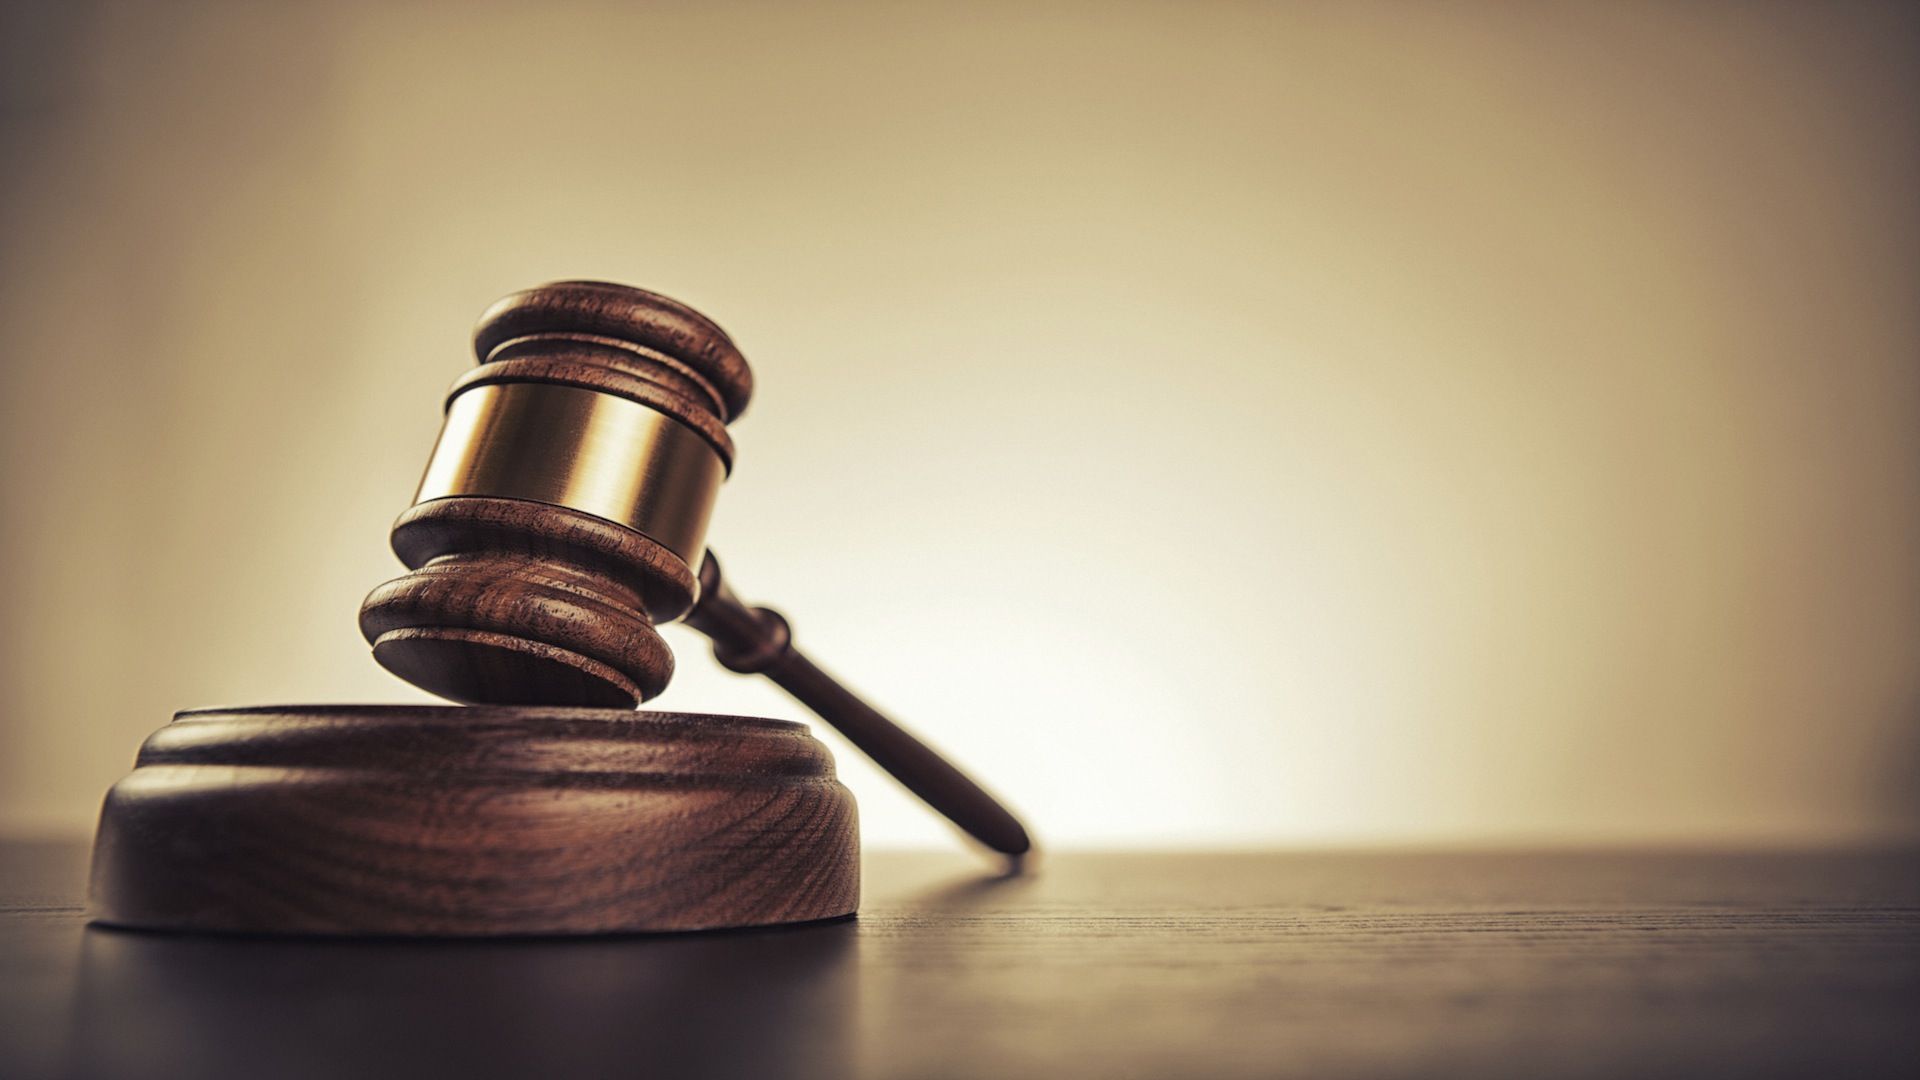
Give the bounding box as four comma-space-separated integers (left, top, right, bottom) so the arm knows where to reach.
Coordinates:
87, 705, 860, 936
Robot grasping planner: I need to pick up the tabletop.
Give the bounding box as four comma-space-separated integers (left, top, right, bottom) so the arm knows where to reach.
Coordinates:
1, 841, 1916, 1079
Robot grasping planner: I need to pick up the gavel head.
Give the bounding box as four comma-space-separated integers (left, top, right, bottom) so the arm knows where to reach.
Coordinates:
359, 281, 752, 707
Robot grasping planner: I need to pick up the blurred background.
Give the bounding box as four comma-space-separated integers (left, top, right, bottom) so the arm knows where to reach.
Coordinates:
1, 0, 1914, 850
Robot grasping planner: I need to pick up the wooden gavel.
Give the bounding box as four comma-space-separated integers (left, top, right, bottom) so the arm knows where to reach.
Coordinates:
359, 281, 1030, 857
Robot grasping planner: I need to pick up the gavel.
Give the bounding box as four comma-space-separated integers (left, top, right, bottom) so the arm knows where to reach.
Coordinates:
358, 281, 1030, 858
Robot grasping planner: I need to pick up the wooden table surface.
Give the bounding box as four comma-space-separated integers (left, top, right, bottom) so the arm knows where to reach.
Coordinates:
2, 841, 1915, 1079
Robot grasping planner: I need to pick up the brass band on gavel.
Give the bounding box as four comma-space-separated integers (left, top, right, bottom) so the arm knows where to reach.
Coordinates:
412, 381, 727, 572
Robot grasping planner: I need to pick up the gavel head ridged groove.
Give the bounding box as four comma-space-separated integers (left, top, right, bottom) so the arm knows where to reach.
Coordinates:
359, 281, 754, 708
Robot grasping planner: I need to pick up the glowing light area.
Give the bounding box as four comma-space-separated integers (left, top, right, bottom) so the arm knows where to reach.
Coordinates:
1, 1, 1914, 848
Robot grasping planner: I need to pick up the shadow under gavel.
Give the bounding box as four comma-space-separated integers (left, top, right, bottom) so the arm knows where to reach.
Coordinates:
66, 921, 857, 1080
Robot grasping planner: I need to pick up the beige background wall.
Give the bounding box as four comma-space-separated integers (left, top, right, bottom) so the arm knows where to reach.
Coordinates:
2, 0, 1915, 848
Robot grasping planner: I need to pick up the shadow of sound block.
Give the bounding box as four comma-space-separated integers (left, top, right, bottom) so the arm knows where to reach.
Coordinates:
86, 705, 859, 936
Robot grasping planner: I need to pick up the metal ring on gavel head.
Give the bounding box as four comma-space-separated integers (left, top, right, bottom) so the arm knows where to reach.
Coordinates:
413, 380, 727, 573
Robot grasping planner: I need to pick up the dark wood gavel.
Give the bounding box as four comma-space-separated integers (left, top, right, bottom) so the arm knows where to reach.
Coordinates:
359, 281, 1030, 858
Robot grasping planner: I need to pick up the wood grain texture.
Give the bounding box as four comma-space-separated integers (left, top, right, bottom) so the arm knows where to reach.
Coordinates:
362, 498, 696, 706
473, 279, 754, 424
6, 846, 1916, 1080
86, 706, 859, 936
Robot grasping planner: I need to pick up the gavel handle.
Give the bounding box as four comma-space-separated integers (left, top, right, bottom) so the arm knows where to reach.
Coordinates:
683, 552, 1032, 859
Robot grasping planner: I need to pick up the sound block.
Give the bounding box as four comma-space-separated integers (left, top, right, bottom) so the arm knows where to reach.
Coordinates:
87, 705, 860, 936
